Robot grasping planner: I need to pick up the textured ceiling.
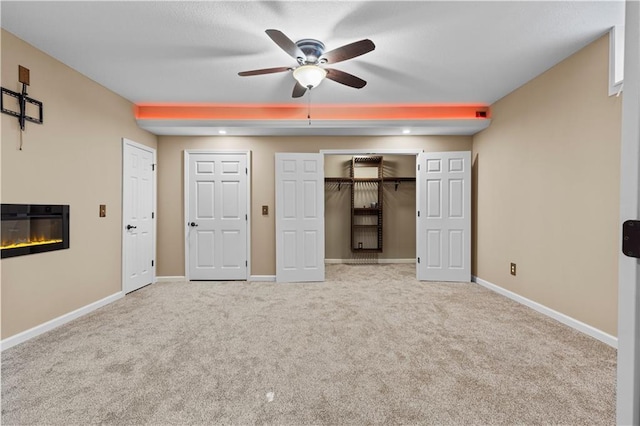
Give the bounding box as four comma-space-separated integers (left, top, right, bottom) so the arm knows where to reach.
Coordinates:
0, 1, 625, 135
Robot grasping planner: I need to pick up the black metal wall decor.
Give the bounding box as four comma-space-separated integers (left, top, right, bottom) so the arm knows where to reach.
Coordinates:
1, 65, 44, 132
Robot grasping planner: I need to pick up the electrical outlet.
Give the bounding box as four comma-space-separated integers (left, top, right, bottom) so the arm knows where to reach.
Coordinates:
510, 262, 516, 276
99, 204, 106, 217
262, 205, 269, 215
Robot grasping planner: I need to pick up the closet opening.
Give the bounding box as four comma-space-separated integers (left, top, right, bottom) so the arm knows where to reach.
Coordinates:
322, 150, 418, 265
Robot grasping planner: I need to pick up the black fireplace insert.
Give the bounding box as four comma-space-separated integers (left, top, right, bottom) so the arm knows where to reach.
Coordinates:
1, 204, 70, 259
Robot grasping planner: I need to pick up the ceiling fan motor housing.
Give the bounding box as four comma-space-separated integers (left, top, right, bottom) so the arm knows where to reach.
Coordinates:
296, 39, 326, 64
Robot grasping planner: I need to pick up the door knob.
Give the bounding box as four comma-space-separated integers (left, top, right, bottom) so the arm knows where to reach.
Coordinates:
126, 224, 137, 230
189, 222, 198, 227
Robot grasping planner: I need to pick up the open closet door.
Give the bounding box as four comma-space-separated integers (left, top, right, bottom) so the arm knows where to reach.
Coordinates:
417, 151, 471, 282
275, 153, 325, 282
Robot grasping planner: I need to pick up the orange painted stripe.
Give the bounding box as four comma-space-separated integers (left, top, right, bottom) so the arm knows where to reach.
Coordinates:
134, 104, 490, 121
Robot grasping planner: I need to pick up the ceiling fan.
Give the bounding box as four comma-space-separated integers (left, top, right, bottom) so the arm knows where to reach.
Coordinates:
238, 29, 375, 98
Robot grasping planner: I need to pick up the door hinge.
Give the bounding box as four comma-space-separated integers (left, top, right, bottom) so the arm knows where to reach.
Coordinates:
245, 260, 248, 267
417, 257, 420, 264
623, 220, 640, 258
152, 164, 156, 171
152, 260, 154, 267
152, 212, 155, 219
417, 164, 420, 171
246, 167, 248, 175
418, 211, 420, 217
245, 214, 248, 220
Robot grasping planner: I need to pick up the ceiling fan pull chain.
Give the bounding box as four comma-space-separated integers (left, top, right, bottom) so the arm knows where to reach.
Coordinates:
308, 89, 312, 125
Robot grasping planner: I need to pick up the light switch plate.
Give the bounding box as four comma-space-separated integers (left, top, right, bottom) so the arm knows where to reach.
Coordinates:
99, 204, 106, 217
262, 205, 269, 215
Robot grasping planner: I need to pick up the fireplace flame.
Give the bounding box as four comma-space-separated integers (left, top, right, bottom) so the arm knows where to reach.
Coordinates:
1, 237, 63, 250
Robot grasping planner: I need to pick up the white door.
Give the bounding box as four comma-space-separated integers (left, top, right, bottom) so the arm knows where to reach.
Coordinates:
417, 151, 471, 282
186, 152, 248, 280
275, 153, 325, 282
617, 3, 640, 423
122, 139, 156, 293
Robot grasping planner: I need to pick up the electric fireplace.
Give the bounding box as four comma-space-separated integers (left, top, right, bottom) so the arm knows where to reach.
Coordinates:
1, 204, 70, 259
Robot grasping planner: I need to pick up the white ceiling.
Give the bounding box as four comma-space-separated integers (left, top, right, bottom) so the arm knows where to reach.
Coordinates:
0, 1, 625, 136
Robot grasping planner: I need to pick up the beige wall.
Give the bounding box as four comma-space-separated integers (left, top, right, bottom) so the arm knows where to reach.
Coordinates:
156, 136, 471, 277
472, 34, 622, 336
1, 30, 157, 339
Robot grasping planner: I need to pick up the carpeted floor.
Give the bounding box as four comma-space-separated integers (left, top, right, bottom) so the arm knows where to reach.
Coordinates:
1, 264, 616, 425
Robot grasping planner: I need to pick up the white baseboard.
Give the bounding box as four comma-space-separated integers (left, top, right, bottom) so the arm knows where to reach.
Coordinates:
0, 292, 124, 352
159, 275, 277, 282
156, 276, 187, 283
325, 258, 416, 264
472, 276, 617, 348
249, 275, 276, 282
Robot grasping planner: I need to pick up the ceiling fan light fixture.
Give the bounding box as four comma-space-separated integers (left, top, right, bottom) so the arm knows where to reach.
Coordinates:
293, 65, 327, 89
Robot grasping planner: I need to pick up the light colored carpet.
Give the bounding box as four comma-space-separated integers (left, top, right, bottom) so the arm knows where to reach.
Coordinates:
1, 264, 616, 425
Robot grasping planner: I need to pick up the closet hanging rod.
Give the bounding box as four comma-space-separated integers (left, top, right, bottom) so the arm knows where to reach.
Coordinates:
324, 180, 353, 191
382, 179, 415, 191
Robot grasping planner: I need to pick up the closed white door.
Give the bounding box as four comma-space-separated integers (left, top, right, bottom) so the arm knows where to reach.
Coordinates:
417, 151, 471, 282
275, 153, 325, 282
186, 152, 248, 280
617, 8, 640, 424
122, 139, 156, 293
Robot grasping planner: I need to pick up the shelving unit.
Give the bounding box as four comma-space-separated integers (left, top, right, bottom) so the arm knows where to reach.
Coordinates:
351, 156, 384, 252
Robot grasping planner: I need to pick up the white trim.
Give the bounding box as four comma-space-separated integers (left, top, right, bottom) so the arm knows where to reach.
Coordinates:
609, 25, 625, 96
122, 138, 157, 293
249, 275, 276, 282
183, 150, 251, 281
138, 120, 490, 137
0, 292, 124, 351
246, 151, 252, 279
617, 2, 640, 423
183, 151, 189, 280
156, 276, 187, 283
325, 258, 416, 264
320, 148, 422, 156
472, 276, 617, 348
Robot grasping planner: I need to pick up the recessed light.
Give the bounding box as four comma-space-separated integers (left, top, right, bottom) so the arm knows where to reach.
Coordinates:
218, 130, 227, 135
402, 129, 411, 134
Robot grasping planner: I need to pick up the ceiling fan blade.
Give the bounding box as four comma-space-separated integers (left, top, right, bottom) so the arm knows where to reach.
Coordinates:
238, 66, 292, 77
266, 29, 305, 61
292, 82, 307, 98
320, 39, 375, 64
325, 68, 367, 89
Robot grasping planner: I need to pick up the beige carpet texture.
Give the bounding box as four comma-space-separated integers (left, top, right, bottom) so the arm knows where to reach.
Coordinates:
1, 264, 616, 425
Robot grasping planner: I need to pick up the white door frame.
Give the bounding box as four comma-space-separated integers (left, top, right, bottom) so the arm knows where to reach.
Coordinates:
121, 138, 157, 292
617, 1, 640, 423
321, 149, 422, 156
183, 150, 251, 281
